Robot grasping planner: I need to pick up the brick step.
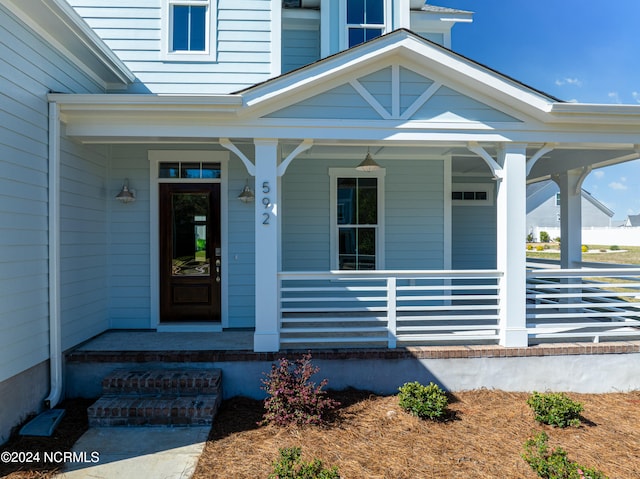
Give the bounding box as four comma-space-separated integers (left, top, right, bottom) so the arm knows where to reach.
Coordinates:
101, 368, 222, 396
87, 393, 222, 427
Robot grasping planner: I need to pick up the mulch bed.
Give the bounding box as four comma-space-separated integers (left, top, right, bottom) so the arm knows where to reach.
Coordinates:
0, 398, 94, 479
3, 391, 639, 478
193, 389, 640, 479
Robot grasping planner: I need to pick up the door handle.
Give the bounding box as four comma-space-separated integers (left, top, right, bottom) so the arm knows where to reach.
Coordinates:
215, 258, 221, 282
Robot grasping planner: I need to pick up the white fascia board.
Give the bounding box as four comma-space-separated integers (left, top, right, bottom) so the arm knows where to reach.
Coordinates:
49, 93, 243, 112
549, 103, 640, 125
410, 11, 473, 26
4, 0, 134, 88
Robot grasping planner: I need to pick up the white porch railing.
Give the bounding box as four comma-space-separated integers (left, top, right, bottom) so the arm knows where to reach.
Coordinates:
526, 266, 640, 343
278, 270, 502, 349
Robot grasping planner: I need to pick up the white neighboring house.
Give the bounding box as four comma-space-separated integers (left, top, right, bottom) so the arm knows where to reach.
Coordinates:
527, 180, 614, 241
623, 214, 640, 227
2, 0, 640, 443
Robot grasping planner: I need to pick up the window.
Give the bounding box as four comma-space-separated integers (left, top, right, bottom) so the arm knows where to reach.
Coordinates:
346, 0, 386, 48
555, 192, 561, 206
172, 3, 206, 51
452, 191, 487, 201
330, 168, 385, 270
451, 183, 494, 206
159, 161, 221, 179
164, 0, 216, 60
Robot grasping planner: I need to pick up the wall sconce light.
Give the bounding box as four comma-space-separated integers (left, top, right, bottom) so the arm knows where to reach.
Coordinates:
237, 180, 255, 203
356, 148, 381, 171
115, 179, 136, 204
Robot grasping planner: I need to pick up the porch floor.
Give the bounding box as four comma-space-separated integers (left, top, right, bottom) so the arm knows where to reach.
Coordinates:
72, 330, 254, 352
68, 329, 640, 361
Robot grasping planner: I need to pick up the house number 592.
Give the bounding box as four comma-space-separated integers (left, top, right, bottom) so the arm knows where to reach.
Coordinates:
262, 181, 271, 225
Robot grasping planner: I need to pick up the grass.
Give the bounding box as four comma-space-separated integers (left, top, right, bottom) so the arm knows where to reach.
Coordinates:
527, 244, 640, 304
526, 244, 640, 265
192, 389, 640, 479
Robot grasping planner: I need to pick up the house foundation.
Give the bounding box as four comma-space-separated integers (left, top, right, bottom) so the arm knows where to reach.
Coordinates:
64, 332, 640, 399
0, 362, 50, 444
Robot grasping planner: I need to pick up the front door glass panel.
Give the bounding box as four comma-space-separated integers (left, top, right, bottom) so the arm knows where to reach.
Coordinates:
171, 193, 210, 277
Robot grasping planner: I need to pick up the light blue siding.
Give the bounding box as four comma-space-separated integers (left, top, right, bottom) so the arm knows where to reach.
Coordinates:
413, 86, 521, 122
358, 68, 392, 115
452, 206, 496, 269
399, 67, 434, 115
227, 157, 255, 328
108, 145, 152, 329
0, 4, 105, 383
385, 160, 445, 269
60, 141, 109, 349
267, 83, 382, 119
282, 160, 331, 270
282, 28, 320, 73
452, 179, 497, 269
67, 0, 275, 94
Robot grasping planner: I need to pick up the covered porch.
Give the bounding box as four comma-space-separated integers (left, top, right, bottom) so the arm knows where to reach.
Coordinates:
277, 264, 640, 349
49, 30, 640, 354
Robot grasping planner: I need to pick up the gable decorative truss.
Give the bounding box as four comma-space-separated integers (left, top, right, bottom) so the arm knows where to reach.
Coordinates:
347, 65, 443, 120
264, 63, 521, 124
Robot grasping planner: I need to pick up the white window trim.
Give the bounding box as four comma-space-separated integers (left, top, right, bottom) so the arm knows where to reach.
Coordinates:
451, 182, 495, 206
161, 0, 217, 62
329, 167, 386, 270
338, 0, 392, 51
149, 150, 229, 331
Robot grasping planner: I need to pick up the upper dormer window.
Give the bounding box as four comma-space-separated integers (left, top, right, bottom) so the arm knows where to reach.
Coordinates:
171, 2, 207, 51
346, 0, 387, 47
163, 0, 216, 61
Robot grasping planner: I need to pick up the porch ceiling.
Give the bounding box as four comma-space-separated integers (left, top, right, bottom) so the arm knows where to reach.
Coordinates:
450, 145, 640, 181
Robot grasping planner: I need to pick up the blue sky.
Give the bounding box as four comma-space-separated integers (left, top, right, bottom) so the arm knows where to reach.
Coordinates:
435, 0, 640, 220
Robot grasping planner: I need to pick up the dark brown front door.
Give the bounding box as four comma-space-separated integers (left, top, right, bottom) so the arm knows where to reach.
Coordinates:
160, 183, 221, 322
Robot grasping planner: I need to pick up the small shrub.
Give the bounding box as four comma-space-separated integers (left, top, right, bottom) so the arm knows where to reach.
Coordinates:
540, 231, 550, 243
527, 233, 535, 242
543, 244, 550, 250
269, 447, 340, 479
398, 381, 449, 420
260, 353, 339, 427
581, 245, 589, 253
610, 245, 620, 251
522, 431, 608, 479
536, 245, 544, 251
527, 244, 533, 251
527, 392, 583, 428
554, 237, 561, 244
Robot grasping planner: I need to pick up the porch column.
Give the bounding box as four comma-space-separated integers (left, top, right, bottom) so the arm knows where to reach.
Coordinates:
496, 144, 528, 347
253, 139, 281, 352
555, 169, 583, 269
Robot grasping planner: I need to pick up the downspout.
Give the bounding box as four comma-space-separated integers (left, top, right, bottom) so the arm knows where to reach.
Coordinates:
44, 100, 62, 409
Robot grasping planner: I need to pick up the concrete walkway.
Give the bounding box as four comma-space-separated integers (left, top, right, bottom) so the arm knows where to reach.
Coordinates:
55, 426, 209, 479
